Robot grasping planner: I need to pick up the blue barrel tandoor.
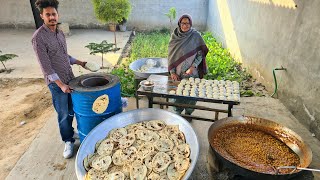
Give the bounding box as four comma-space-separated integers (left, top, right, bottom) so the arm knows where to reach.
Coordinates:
69, 73, 122, 142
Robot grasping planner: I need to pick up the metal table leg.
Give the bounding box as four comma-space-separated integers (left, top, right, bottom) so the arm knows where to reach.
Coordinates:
147, 96, 153, 108
134, 79, 139, 109
134, 76, 147, 109
228, 104, 233, 117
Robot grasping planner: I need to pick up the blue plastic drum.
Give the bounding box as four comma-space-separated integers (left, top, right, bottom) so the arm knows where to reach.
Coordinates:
69, 73, 122, 142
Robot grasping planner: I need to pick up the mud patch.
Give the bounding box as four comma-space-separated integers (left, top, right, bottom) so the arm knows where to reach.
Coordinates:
53, 162, 67, 171
0, 78, 53, 179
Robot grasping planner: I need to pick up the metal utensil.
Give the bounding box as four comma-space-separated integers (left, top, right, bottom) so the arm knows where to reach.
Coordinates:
129, 58, 168, 78
139, 80, 154, 91
75, 108, 199, 180
276, 166, 320, 175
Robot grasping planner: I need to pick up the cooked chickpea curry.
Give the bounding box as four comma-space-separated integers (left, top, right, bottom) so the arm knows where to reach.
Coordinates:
212, 124, 300, 174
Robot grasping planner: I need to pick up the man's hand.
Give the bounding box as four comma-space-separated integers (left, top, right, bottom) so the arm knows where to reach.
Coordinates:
171, 73, 180, 81
55, 80, 72, 93
60, 84, 73, 93
75, 60, 87, 68
80, 61, 87, 68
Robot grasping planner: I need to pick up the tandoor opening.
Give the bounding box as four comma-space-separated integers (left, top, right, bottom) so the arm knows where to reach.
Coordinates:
81, 76, 109, 87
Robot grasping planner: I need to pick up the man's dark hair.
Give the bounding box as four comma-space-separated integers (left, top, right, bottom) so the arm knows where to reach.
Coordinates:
35, 0, 59, 13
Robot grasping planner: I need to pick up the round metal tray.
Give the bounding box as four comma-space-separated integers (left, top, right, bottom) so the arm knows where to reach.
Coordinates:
129, 57, 168, 78
75, 108, 199, 179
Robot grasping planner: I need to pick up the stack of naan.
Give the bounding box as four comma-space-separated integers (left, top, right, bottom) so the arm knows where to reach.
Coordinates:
84, 120, 191, 180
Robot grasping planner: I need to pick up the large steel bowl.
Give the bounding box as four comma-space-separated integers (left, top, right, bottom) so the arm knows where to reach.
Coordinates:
75, 108, 199, 180
129, 57, 168, 78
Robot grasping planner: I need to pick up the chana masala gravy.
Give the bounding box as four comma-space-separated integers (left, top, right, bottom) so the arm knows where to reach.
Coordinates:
212, 124, 300, 174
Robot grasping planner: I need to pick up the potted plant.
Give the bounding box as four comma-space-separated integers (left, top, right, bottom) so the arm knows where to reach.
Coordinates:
91, 0, 132, 46
119, 18, 127, 32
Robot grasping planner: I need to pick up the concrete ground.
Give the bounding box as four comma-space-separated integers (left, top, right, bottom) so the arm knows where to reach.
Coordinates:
1, 29, 320, 180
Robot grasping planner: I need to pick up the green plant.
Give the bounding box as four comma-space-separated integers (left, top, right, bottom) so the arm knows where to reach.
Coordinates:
92, 0, 131, 24
0, 50, 18, 72
85, 40, 120, 68
111, 63, 135, 97
165, 7, 176, 31
202, 32, 251, 83
91, 0, 132, 46
241, 90, 254, 97
119, 17, 127, 25
128, 31, 170, 63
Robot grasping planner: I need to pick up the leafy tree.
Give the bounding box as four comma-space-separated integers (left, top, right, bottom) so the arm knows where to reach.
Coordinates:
0, 50, 18, 72
91, 0, 132, 47
165, 7, 176, 31
85, 40, 120, 68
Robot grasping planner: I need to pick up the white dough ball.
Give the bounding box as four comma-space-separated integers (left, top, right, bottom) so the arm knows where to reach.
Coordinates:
227, 96, 234, 101
219, 80, 225, 85
190, 93, 197, 97
169, 90, 176, 94
219, 96, 226, 100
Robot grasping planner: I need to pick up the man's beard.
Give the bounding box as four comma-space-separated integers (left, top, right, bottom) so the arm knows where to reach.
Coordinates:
49, 20, 57, 26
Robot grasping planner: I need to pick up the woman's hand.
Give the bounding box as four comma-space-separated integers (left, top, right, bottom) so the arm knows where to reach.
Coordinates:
185, 66, 196, 75
171, 73, 180, 81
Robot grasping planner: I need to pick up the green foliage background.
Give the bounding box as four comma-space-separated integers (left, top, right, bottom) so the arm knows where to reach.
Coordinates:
92, 0, 131, 24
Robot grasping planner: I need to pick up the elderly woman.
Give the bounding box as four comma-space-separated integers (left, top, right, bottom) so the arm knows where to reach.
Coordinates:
168, 14, 208, 116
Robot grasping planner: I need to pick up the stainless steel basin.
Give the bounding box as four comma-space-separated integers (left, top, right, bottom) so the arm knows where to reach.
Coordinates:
75, 108, 199, 179
129, 57, 168, 78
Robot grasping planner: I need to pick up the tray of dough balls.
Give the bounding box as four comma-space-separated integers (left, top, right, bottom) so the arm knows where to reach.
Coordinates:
76, 108, 199, 180
169, 77, 240, 102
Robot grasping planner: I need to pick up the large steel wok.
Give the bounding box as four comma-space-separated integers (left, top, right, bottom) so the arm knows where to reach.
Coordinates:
207, 116, 313, 180
75, 108, 199, 180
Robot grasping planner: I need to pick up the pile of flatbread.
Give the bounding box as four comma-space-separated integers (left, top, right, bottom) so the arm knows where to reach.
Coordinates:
169, 77, 240, 101
84, 120, 191, 180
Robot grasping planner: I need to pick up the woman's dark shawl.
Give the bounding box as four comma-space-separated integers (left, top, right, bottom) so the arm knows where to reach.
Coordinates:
168, 28, 209, 78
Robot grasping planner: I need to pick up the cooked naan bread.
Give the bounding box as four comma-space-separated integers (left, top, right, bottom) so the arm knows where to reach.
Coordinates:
84, 120, 191, 180
92, 94, 109, 114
